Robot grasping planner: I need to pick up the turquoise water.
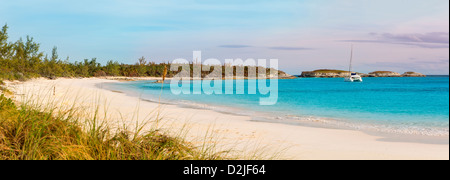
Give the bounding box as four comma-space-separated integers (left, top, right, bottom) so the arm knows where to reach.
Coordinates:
103, 77, 449, 136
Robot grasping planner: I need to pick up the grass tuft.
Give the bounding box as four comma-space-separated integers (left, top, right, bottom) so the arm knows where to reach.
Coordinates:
0, 94, 223, 160
0, 80, 12, 96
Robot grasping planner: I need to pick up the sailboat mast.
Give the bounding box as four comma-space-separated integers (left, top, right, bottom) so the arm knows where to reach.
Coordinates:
348, 45, 353, 74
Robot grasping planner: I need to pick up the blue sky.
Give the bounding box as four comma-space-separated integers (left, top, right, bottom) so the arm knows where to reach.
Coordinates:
1, 0, 448, 74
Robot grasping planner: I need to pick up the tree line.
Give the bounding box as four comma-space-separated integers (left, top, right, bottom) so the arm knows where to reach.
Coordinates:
0, 24, 177, 80
0, 24, 281, 81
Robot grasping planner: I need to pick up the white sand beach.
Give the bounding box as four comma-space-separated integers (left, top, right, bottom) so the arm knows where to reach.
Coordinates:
5, 78, 449, 160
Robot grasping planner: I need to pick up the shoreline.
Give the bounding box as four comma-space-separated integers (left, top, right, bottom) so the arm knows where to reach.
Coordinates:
5, 78, 449, 160
102, 79, 449, 140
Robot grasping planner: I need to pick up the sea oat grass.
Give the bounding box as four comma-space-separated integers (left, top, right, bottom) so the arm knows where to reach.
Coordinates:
0, 94, 223, 160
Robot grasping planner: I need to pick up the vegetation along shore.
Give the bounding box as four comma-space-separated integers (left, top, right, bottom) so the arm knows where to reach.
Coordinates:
299, 69, 426, 78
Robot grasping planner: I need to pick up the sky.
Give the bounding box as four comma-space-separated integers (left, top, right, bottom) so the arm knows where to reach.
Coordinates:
0, 0, 448, 75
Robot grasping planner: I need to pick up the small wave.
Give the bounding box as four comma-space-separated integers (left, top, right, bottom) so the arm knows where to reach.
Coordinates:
145, 94, 450, 136
262, 114, 449, 137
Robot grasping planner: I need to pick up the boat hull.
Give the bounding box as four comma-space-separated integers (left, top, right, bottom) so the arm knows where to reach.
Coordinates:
345, 75, 363, 82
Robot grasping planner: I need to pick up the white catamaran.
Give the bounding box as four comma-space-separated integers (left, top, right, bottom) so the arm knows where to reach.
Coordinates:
344, 45, 363, 82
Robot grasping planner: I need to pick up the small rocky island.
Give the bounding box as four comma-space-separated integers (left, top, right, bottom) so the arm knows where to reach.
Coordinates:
400, 71, 427, 77
299, 69, 426, 78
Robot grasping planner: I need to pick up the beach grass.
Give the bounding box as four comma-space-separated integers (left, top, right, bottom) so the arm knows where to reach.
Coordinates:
0, 93, 226, 160
0, 80, 12, 96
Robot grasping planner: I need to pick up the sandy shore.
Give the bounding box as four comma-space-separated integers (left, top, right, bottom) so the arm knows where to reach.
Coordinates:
5, 78, 449, 160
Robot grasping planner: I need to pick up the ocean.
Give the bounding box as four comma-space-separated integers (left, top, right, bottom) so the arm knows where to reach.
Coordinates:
102, 76, 449, 136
